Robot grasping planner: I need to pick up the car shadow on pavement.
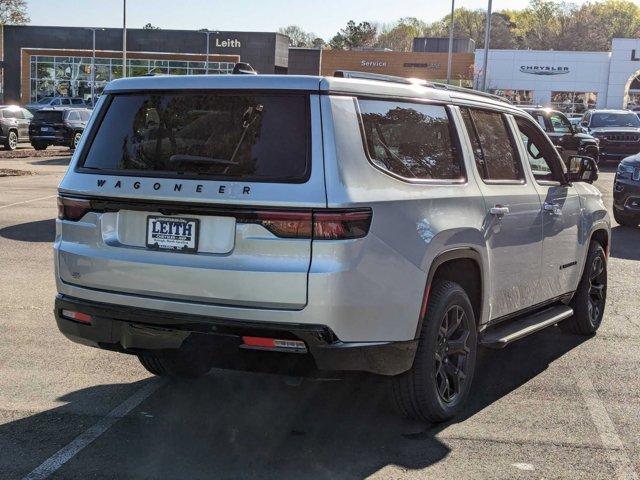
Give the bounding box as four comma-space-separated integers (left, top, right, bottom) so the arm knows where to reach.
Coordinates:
610, 225, 640, 261
0, 218, 55, 243
29, 156, 71, 166
1, 327, 588, 480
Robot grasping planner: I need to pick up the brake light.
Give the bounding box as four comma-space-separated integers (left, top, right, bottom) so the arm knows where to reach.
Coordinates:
253, 211, 312, 238
313, 210, 372, 240
238, 208, 372, 239
57, 196, 92, 221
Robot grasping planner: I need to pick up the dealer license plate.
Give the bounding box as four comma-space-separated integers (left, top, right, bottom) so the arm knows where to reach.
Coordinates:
146, 216, 199, 253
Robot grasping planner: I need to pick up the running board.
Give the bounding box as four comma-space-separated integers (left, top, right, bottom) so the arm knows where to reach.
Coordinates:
480, 305, 574, 349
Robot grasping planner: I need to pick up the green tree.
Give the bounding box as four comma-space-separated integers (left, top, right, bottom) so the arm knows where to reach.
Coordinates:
0, 0, 29, 24
329, 20, 377, 50
376, 17, 430, 52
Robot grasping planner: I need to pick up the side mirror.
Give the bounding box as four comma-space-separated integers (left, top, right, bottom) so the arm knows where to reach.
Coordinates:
566, 155, 598, 184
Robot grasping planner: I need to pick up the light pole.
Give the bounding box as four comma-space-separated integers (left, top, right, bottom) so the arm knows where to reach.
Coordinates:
199, 30, 217, 74
85, 28, 105, 106
446, 0, 455, 85
480, 0, 493, 92
122, 0, 127, 78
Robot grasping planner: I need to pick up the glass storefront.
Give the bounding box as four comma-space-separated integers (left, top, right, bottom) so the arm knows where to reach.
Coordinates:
490, 89, 533, 105
550, 91, 597, 114
29, 55, 236, 102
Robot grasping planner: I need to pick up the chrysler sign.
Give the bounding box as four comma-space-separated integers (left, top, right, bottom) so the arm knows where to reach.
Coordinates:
520, 65, 570, 75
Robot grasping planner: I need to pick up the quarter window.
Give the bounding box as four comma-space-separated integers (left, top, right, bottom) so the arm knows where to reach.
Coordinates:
461, 108, 523, 182
358, 100, 463, 181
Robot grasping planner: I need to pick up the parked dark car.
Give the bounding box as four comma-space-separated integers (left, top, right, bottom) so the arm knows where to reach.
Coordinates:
579, 110, 640, 163
25, 96, 86, 113
521, 107, 599, 164
613, 153, 640, 227
29, 108, 91, 150
0, 105, 33, 150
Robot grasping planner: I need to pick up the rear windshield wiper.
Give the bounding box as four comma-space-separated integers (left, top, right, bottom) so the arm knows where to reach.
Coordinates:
169, 154, 238, 165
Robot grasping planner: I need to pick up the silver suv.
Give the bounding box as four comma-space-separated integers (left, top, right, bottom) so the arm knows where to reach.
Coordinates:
54, 72, 610, 422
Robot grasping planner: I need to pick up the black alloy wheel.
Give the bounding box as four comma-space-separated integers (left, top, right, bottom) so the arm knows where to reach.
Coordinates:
435, 305, 471, 404
587, 254, 606, 329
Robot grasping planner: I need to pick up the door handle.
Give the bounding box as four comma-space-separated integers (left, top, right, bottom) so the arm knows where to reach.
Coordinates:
544, 202, 562, 216
489, 206, 510, 216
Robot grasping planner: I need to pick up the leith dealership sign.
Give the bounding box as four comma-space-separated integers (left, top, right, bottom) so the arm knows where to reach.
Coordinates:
215, 38, 241, 48
519, 65, 570, 75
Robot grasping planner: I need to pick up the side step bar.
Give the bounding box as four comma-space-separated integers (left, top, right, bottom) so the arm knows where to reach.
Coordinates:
480, 305, 574, 349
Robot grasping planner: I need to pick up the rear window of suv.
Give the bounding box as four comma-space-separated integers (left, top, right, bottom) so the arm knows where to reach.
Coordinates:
33, 111, 64, 123
80, 92, 310, 183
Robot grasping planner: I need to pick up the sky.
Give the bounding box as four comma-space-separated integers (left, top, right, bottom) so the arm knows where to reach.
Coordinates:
27, 0, 594, 40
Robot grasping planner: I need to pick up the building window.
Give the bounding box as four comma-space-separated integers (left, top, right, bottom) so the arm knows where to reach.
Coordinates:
550, 92, 597, 114
29, 55, 236, 103
490, 89, 533, 105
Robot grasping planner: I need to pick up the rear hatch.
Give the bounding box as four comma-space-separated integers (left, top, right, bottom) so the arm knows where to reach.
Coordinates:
57, 82, 326, 310
30, 110, 65, 136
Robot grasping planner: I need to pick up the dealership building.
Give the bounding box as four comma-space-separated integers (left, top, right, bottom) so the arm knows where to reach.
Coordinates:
475, 38, 640, 112
0, 24, 638, 112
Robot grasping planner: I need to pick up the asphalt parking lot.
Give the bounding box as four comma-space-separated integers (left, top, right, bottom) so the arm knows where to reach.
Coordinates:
0, 155, 639, 480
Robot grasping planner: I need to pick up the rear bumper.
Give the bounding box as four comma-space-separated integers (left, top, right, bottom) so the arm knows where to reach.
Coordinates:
54, 295, 417, 376
30, 135, 67, 145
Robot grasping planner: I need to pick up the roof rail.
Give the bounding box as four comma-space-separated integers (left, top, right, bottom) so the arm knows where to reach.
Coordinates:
332, 70, 512, 105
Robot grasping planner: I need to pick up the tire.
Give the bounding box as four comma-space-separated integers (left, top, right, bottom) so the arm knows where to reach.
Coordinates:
4, 130, 18, 151
613, 208, 638, 228
70, 131, 82, 150
392, 280, 478, 423
138, 347, 214, 379
560, 241, 607, 335
32, 142, 47, 151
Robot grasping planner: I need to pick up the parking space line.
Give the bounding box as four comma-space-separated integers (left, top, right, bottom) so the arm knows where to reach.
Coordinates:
576, 370, 638, 480
0, 194, 57, 210
21, 379, 165, 480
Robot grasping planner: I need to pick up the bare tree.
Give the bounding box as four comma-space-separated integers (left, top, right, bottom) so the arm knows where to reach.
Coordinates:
0, 0, 29, 25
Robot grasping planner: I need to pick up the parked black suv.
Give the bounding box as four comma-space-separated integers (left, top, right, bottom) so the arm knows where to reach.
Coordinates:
29, 108, 91, 150
0, 105, 33, 150
613, 153, 640, 227
579, 110, 640, 163
521, 107, 599, 164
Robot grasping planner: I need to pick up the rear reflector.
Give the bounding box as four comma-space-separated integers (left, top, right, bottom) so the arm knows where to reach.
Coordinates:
57, 196, 92, 221
61, 309, 93, 324
241, 336, 307, 353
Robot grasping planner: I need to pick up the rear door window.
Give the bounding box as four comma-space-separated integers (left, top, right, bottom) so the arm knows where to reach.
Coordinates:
461, 108, 524, 182
358, 99, 463, 181
80, 92, 310, 183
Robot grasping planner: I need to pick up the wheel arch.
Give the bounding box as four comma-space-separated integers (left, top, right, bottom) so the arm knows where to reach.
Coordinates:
415, 248, 485, 338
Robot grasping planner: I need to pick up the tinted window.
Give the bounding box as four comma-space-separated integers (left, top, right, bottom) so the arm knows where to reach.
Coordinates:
22, 109, 33, 120
548, 113, 571, 133
33, 111, 64, 123
61, 98, 71, 105
461, 108, 523, 181
66, 111, 79, 121
51, 99, 61, 106
81, 93, 309, 182
2, 109, 15, 119
71, 98, 84, 105
358, 100, 462, 180
515, 116, 562, 183
80, 111, 91, 121
590, 112, 640, 128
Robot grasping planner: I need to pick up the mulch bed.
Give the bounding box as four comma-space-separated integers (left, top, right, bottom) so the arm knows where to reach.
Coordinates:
0, 168, 35, 177
0, 148, 72, 159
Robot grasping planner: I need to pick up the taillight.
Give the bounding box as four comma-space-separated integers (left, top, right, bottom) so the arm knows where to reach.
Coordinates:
238, 208, 372, 240
313, 210, 372, 240
57, 196, 92, 221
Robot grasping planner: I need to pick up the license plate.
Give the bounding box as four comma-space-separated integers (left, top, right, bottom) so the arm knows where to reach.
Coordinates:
41, 127, 51, 132
146, 216, 199, 253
